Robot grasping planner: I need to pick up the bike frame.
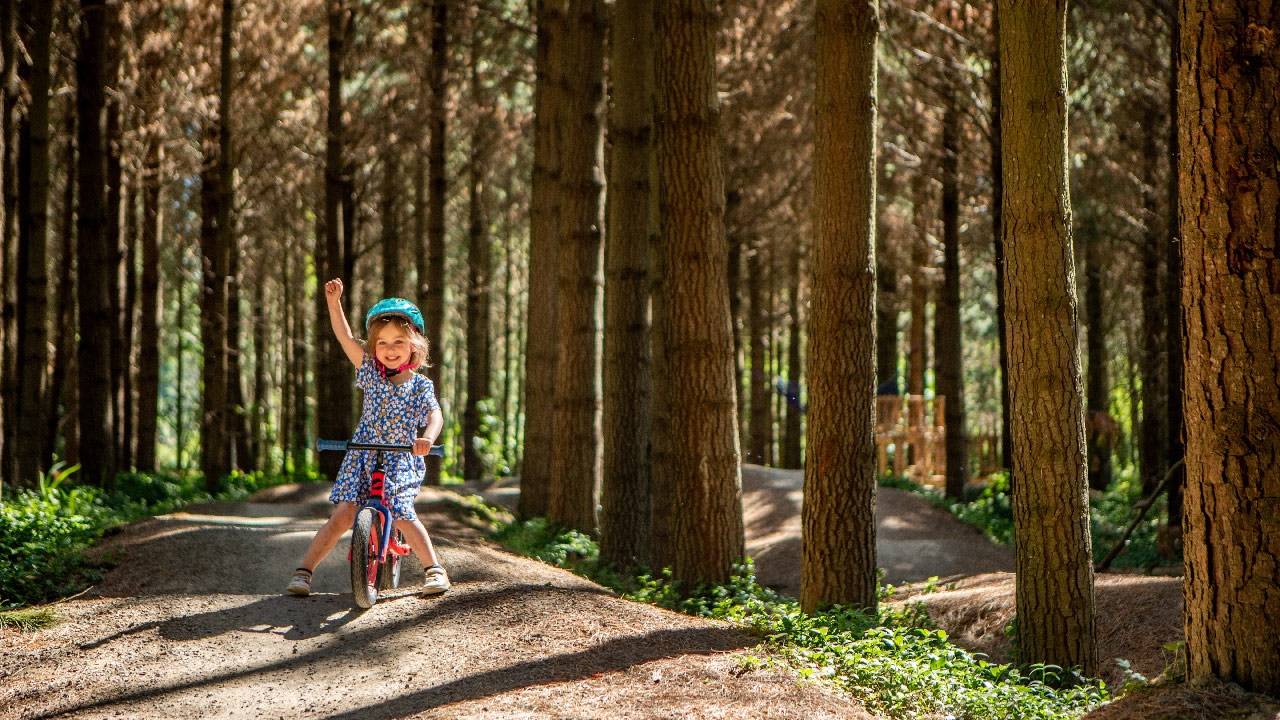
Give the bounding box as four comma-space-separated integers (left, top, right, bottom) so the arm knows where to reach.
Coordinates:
317, 439, 444, 600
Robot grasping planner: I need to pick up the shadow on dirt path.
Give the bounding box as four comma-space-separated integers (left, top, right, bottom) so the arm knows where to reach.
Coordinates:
0, 483, 871, 720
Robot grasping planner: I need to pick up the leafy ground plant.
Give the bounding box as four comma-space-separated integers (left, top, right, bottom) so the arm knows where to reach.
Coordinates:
492, 517, 1110, 720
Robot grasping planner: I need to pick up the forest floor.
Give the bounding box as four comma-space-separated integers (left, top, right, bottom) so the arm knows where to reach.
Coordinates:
2, 465, 1277, 719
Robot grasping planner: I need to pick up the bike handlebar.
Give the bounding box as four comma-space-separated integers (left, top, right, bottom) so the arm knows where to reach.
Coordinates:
317, 439, 444, 457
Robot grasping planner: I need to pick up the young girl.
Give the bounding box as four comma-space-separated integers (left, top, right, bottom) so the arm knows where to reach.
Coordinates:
286, 278, 450, 597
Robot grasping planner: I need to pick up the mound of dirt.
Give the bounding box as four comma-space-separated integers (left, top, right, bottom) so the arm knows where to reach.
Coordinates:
0, 483, 871, 720
895, 572, 1185, 690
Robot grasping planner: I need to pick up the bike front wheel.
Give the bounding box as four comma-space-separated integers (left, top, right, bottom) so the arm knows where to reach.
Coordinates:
377, 531, 403, 591
350, 507, 380, 608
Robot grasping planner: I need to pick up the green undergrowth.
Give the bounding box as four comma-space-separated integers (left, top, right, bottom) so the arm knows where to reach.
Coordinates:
488, 512, 1110, 720
1, 464, 304, 613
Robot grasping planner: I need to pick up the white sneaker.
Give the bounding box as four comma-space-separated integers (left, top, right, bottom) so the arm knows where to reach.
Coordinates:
286, 569, 313, 596
422, 565, 451, 596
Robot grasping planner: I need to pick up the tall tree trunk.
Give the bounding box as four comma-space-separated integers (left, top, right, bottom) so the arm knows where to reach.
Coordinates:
747, 239, 772, 465
802, 0, 879, 614
251, 271, 267, 471
549, 0, 605, 534
874, 79, 898, 399
136, 131, 161, 472
650, 0, 744, 585
201, 0, 235, 490
782, 241, 803, 469
421, 0, 448, 485
936, 65, 967, 500
0, 0, 14, 493
227, 246, 251, 471
463, 15, 493, 482
989, 3, 1012, 474
47, 109, 76, 466
1083, 220, 1112, 492
520, 0, 564, 517
76, 0, 117, 487
600, 0, 654, 569
121, 187, 137, 470
907, 172, 930, 398
1162, 1, 1184, 553
316, 0, 353, 481
381, 148, 402, 298
1179, 0, 1280, 695
15, 0, 53, 484
1139, 110, 1168, 497
999, 0, 1096, 675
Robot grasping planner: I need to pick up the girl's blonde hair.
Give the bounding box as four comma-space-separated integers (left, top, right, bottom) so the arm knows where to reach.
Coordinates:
366, 316, 431, 368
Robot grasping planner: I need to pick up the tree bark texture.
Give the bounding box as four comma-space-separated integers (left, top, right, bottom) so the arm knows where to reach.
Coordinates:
1139, 112, 1168, 497
1083, 223, 1112, 492
988, 4, 1012, 474
783, 242, 804, 469
999, 0, 1097, 676
937, 65, 967, 499
1162, 2, 1185, 548
420, 0, 448, 486
1179, 0, 1280, 695
549, 0, 606, 534
0, 0, 13, 491
76, 0, 117, 487
519, 0, 564, 519
652, 0, 744, 586
747, 240, 772, 465
464, 21, 493, 482
802, 0, 879, 614
316, 0, 353, 482
15, 0, 53, 484
600, 0, 655, 569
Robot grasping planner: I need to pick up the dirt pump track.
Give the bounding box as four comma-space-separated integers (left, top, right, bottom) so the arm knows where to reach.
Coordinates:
0, 465, 1224, 719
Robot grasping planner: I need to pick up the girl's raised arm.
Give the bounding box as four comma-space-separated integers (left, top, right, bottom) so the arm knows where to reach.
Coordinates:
325, 279, 365, 368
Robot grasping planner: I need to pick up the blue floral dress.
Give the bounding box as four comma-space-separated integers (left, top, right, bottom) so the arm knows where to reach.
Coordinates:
329, 355, 440, 520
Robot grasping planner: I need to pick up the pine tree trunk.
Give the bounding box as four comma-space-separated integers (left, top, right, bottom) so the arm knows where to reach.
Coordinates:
600, 0, 654, 569
989, 4, 1012, 474
1179, 0, 1280, 695
463, 15, 493, 483
907, 173, 930, 398
76, 0, 117, 487
316, 1, 353, 481
1162, 2, 1184, 552
802, 0, 879, 614
47, 112, 76, 466
1139, 113, 1167, 497
549, 0, 605, 534
0, 0, 13, 493
936, 67, 967, 500
380, 149, 401, 297
1084, 225, 1112, 492
782, 242, 803, 469
747, 240, 772, 465
999, 0, 1096, 675
422, 0, 448, 486
136, 129, 161, 472
520, 0, 565, 518
651, 0, 744, 586
15, 0, 53, 484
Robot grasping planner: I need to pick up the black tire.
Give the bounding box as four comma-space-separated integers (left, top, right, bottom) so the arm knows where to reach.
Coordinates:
377, 536, 402, 591
350, 507, 379, 608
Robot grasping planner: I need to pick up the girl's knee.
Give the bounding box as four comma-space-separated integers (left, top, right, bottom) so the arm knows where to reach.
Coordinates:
331, 502, 358, 523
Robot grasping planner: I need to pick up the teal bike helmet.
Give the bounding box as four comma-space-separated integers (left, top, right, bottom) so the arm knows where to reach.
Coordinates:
365, 298, 425, 334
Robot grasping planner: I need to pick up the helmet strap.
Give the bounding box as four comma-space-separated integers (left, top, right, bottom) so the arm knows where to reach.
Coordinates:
376, 358, 420, 379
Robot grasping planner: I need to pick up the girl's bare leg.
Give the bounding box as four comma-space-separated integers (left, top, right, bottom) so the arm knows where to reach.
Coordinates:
394, 517, 443, 568
298, 502, 358, 571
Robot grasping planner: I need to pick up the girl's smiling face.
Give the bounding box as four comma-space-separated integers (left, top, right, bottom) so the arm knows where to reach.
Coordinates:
373, 325, 413, 369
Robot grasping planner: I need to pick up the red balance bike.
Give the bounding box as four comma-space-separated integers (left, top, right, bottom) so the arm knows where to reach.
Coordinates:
317, 439, 444, 608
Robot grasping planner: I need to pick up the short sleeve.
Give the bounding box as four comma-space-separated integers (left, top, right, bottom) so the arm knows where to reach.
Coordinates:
355, 354, 379, 390
417, 377, 440, 427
